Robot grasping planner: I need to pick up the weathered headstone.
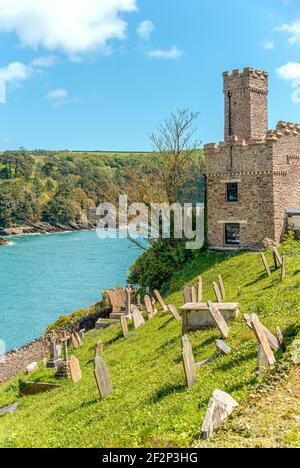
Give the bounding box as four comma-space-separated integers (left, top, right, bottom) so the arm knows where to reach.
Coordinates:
151, 298, 158, 316
218, 275, 226, 301
183, 286, 192, 304
154, 290, 168, 312
201, 390, 238, 440
94, 355, 113, 399
197, 276, 203, 302
69, 356, 82, 384
95, 340, 104, 358
257, 344, 269, 377
182, 334, 196, 388
243, 314, 280, 352
47, 335, 62, 369
260, 252, 271, 277
250, 314, 276, 367
120, 315, 129, 337
191, 286, 197, 304
25, 362, 38, 375
55, 361, 71, 380
168, 304, 181, 322
0, 402, 19, 416
71, 333, 80, 350
144, 295, 154, 320
271, 246, 282, 269
215, 340, 231, 355
213, 282, 223, 303
195, 357, 215, 368
207, 301, 229, 340
131, 305, 145, 329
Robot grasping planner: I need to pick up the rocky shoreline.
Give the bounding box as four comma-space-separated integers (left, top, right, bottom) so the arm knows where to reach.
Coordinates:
0, 220, 97, 239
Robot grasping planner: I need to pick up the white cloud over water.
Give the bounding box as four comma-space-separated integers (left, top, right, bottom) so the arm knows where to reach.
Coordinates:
0, 0, 137, 57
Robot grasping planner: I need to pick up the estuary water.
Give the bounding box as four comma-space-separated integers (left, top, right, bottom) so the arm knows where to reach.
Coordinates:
0, 230, 140, 351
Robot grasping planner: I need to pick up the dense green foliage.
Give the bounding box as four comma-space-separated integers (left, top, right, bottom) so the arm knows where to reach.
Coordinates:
1, 240, 300, 448
0, 151, 151, 227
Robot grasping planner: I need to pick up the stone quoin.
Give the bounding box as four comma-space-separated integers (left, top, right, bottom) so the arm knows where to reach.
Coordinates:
205, 67, 300, 249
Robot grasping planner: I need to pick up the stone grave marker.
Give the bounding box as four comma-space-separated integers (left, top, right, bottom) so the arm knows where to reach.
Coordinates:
250, 314, 276, 367
94, 355, 113, 399
218, 275, 226, 301
207, 301, 229, 340
257, 344, 269, 377
120, 315, 129, 337
201, 390, 238, 440
182, 334, 196, 388
69, 356, 82, 384
47, 335, 62, 369
243, 314, 280, 352
151, 298, 158, 316
213, 282, 223, 303
183, 286, 192, 304
95, 340, 104, 358
131, 305, 145, 329
125, 286, 131, 316
191, 286, 197, 303
168, 304, 181, 322
215, 340, 231, 355
197, 276, 203, 302
25, 362, 38, 375
0, 402, 19, 416
71, 333, 80, 350
261, 252, 271, 277
144, 295, 154, 320
154, 290, 168, 312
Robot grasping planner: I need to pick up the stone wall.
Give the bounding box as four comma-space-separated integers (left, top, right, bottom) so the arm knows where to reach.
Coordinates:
0, 306, 108, 383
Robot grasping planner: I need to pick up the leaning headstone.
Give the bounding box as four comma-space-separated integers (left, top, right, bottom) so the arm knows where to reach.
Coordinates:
75, 332, 82, 347
0, 402, 19, 416
144, 295, 154, 320
95, 340, 104, 358
197, 276, 203, 302
218, 275, 226, 301
207, 302, 229, 340
191, 286, 197, 303
183, 286, 192, 304
213, 282, 223, 303
182, 334, 196, 388
152, 298, 158, 316
120, 315, 129, 337
257, 344, 269, 377
25, 362, 38, 375
243, 314, 280, 352
71, 333, 80, 350
168, 304, 181, 322
215, 340, 231, 355
69, 356, 82, 384
154, 290, 168, 312
250, 314, 276, 367
131, 305, 145, 329
260, 252, 271, 277
94, 355, 113, 399
201, 390, 238, 440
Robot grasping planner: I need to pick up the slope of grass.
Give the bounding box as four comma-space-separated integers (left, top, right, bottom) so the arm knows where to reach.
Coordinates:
0, 241, 300, 448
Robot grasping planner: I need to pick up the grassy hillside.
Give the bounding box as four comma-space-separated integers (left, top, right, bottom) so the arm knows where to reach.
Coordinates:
0, 240, 300, 448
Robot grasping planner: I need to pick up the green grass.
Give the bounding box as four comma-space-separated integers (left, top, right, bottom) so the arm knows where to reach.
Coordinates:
0, 241, 300, 448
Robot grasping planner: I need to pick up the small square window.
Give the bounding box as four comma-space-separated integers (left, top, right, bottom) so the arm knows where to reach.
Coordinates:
227, 183, 238, 202
225, 223, 240, 246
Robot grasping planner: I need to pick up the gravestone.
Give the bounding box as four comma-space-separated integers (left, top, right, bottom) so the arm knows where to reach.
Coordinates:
207, 302, 229, 340
183, 286, 192, 304
55, 361, 70, 380
131, 305, 145, 329
47, 335, 62, 369
69, 356, 82, 384
120, 315, 129, 337
191, 286, 197, 303
152, 298, 158, 316
94, 355, 113, 399
95, 340, 104, 358
201, 390, 238, 440
125, 286, 131, 316
154, 290, 168, 312
0, 402, 19, 416
182, 334, 196, 388
276, 326, 285, 352
168, 304, 181, 322
215, 340, 231, 355
75, 332, 82, 347
250, 314, 276, 367
71, 333, 80, 350
218, 275, 226, 301
243, 314, 280, 352
25, 362, 38, 375
260, 252, 271, 277
213, 282, 222, 303
257, 344, 269, 377
197, 276, 203, 302
144, 295, 154, 320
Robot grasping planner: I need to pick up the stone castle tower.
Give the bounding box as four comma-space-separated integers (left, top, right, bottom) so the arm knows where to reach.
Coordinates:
205, 67, 300, 249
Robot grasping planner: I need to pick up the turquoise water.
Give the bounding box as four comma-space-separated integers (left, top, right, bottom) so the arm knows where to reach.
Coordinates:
0, 230, 140, 351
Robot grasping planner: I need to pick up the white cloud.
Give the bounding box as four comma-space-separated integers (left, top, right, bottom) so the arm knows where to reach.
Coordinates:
275, 22, 300, 45
277, 62, 300, 80
47, 88, 68, 99
31, 55, 58, 67
0, 61, 33, 83
137, 20, 154, 40
146, 46, 183, 60
260, 39, 275, 50
0, 0, 137, 57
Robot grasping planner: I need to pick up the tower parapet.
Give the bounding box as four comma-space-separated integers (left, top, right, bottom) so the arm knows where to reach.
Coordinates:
223, 67, 269, 141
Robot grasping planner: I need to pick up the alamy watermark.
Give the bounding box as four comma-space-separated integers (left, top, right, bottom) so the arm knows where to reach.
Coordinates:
96, 195, 205, 250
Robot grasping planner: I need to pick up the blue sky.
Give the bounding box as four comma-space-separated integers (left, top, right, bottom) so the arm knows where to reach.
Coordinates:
0, 0, 299, 151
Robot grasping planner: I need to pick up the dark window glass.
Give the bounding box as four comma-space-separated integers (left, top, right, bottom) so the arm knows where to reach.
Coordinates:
227, 183, 238, 202
225, 223, 240, 246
